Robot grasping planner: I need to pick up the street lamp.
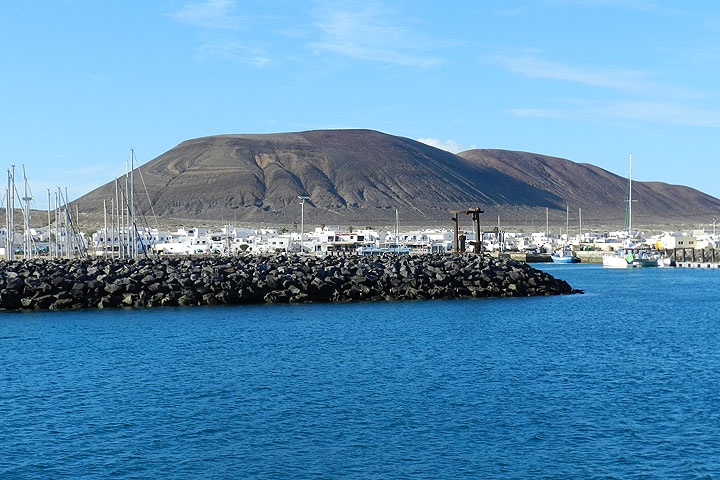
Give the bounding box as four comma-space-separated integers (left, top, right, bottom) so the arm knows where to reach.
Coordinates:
298, 195, 310, 252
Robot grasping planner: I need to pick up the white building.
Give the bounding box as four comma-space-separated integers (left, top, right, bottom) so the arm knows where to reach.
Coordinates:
657, 232, 697, 250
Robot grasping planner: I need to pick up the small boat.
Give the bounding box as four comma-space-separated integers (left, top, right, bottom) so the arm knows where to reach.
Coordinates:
603, 251, 632, 268
551, 246, 580, 263
602, 248, 659, 268
657, 256, 675, 268
633, 251, 661, 267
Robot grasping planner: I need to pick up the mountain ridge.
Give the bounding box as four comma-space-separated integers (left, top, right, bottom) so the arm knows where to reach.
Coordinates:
74, 129, 720, 227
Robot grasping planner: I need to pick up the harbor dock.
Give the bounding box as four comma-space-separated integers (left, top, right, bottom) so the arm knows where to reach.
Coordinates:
676, 261, 720, 269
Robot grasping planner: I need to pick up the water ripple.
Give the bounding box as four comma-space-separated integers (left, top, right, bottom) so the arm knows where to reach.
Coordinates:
1, 265, 719, 478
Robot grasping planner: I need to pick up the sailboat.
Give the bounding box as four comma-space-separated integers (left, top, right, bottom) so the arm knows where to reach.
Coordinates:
603, 154, 658, 268
551, 205, 580, 263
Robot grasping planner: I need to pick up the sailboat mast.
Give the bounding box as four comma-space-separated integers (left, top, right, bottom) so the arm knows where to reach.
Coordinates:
566, 205, 569, 242
130, 149, 136, 260
5, 169, 11, 261
65, 187, 73, 259
579, 207, 582, 236
22, 166, 32, 259
54, 191, 59, 258
10, 166, 15, 261
47, 189, 51, 259
103, 199, 108, 258
121, 189, 125, 259
124, 161, 129, 259
110, 198, 115, 258
6, 166, 14, 261
628, 153, 633, 236
395, 208, 399, 252
114, 178, 120, 259
56, 188, 63, 258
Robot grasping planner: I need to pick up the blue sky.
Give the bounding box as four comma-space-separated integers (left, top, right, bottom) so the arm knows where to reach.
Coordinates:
2, 0, 720, 209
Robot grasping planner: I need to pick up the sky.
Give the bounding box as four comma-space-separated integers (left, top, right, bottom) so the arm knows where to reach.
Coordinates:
2, 0, 720, 209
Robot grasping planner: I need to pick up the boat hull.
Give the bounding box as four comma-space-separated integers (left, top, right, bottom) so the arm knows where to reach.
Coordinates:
632, 258, 659, 268
602, 255, 630, 268
551, 255, 580, 263
603, 253, 660, 268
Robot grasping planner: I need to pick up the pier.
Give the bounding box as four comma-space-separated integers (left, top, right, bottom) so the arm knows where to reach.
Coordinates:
676, 261, 720, 269
670, 247, 720, 268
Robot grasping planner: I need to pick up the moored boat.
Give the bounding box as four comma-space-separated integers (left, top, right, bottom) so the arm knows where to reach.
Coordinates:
602, 248, 659, 268
657, 256, 675, 268
551, 247, 580, 263
602, 250, 632, 268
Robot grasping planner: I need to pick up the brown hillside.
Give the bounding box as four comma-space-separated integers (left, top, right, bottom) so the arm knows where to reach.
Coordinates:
457, 149, 720, 226
74, 130, 720, 227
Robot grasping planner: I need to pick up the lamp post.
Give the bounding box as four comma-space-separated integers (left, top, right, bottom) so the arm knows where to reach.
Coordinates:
298, 195, 309, 252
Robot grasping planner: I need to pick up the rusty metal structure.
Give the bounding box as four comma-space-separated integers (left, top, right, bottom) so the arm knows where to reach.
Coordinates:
451, 208, 484, 253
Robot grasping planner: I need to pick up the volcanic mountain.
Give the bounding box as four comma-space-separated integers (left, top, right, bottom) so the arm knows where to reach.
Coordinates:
75, 129, 720, 227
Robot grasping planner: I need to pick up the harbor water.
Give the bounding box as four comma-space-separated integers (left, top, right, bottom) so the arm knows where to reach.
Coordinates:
1, 264, 719, 478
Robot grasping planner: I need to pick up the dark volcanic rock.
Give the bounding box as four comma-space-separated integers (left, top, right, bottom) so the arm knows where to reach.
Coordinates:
0, 254, 579, 312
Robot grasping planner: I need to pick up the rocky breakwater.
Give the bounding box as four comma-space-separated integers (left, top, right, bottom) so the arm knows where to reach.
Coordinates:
0, 254, 579, 311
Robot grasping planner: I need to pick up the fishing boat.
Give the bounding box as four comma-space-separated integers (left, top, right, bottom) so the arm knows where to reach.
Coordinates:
603, 250, 633, 268
551, 246, 580, 263
602, 247, 659, 268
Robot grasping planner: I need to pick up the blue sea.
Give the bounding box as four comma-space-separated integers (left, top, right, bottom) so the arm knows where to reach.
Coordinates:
1, 264, 719, 479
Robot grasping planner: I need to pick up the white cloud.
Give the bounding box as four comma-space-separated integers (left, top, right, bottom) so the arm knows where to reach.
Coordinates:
506, 101, 720, 128
169, 1, 270, 67
492, 54, 651, 93
195, 42, 270, 67
170, 0, 242, 30
417, 138, 476, 153
490, 53, 700, 98
308, 1, 443, 68
548, 0, 659, 10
